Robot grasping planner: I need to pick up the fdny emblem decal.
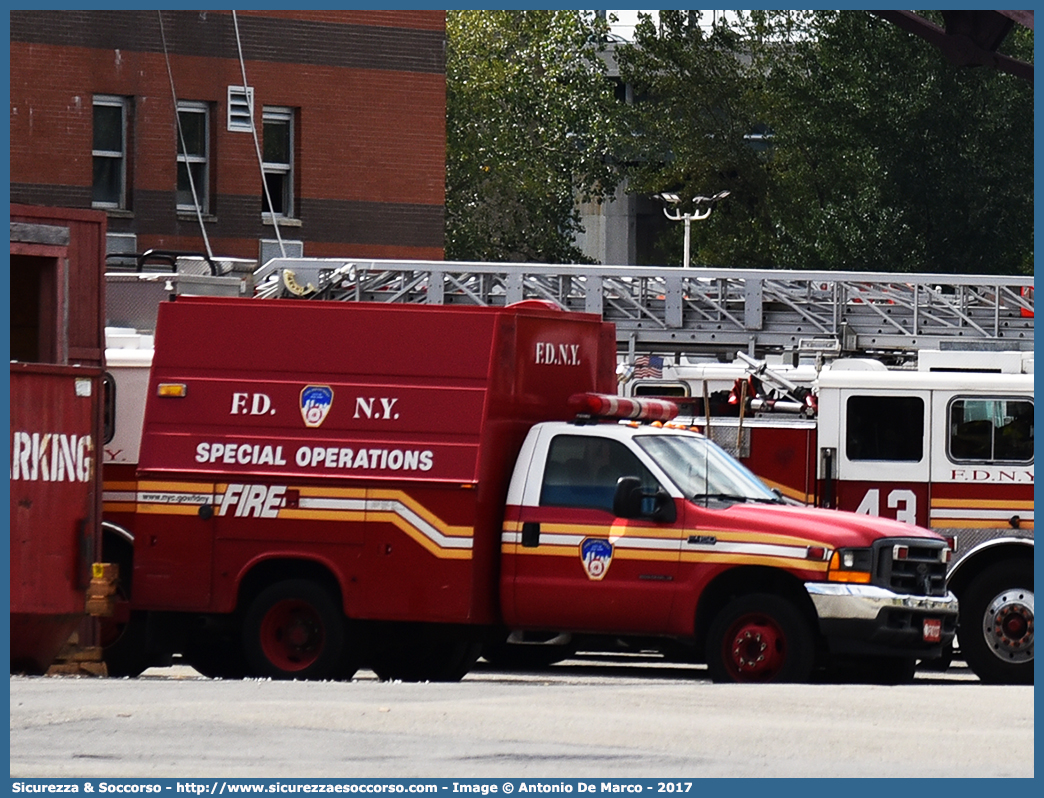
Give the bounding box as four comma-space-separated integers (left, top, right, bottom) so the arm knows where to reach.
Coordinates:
580, 538, 613, 581
300, 385, 334, 428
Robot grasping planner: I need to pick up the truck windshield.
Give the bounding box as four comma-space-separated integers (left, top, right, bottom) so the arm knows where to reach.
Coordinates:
635, 434, 779, 504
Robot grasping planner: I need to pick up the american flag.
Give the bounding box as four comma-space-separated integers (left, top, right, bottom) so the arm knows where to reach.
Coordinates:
633, 355, 663, 379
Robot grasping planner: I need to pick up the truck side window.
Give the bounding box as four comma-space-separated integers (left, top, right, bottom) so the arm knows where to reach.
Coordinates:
540, 435, 657, 512
949, 398, 1033, 463
846, 395, 924, 462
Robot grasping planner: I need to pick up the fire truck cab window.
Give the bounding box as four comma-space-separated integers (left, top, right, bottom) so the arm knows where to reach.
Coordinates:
540, 435, 656, 511
949, 398, 1033, 463
846, 395, 924, 462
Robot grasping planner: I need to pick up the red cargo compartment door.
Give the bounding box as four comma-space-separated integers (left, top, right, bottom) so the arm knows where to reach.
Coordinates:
131, 481, 215, 610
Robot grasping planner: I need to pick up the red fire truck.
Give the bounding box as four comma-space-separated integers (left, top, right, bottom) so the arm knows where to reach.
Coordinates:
627, 349, 1034, 684
101, 295, 958, 683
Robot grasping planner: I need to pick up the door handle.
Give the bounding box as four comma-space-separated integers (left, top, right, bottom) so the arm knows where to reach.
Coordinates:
521, 522, 541, 548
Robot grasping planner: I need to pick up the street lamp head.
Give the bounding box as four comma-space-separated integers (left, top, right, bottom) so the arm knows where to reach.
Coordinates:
657, 188, 730, 269
692, 190, 732, 205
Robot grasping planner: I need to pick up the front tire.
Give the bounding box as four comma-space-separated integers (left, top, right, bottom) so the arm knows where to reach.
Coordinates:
959, 560, 1033, 685
243, 579, 356, 680
705, 593, 815, 683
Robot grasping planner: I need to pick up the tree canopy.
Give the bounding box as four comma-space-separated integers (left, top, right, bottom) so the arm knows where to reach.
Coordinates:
446, 10, 1033, 275
748, 10, 1033, 274
445, 10, 622, 263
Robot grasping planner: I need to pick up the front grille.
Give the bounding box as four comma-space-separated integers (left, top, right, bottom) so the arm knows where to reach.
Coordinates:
872, 538, 949, 596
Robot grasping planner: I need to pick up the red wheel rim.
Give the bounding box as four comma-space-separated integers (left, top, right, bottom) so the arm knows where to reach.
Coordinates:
259, 598, 325, 672
722, 612, 787, 681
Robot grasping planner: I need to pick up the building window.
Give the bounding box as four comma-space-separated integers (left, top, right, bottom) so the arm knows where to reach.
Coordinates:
93, 95, 129, 209
176, 101, 209, 213
262, 107, 294, 218
949, 397, 1033, 463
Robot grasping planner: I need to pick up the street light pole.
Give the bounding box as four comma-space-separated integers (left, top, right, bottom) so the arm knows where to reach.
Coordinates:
656, 191, 731, 268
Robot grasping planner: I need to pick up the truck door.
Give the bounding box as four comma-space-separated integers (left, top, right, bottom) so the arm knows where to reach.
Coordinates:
831, 390, 932, 527
505, 431, 680, 634
930, 391, 1034, 539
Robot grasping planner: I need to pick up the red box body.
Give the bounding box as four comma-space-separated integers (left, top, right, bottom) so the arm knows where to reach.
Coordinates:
128, 297, 616, 625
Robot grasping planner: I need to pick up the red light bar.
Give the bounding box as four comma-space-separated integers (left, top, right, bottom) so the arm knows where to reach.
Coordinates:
569, 393, 679, 422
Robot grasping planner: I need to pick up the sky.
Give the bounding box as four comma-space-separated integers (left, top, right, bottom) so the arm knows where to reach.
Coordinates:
605, 10, 738, 40
605, 9, 650, 39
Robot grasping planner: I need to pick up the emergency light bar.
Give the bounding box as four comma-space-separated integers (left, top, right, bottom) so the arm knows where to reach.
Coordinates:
569, 393, 679, 422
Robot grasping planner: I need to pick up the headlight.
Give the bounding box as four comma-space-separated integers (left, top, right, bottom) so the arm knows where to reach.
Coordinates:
828, 547, 873, 584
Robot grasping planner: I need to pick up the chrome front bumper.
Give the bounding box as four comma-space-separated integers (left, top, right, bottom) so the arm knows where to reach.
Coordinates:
805, 582, 959, 621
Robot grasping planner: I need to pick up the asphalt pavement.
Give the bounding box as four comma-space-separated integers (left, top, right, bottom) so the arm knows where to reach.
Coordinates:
8, 655, 1032, 779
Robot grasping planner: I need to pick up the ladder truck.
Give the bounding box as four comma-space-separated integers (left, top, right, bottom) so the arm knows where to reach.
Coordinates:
623, 349, 1033, 684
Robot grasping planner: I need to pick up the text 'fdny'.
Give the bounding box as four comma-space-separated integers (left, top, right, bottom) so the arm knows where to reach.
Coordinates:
535, 342, 582, 366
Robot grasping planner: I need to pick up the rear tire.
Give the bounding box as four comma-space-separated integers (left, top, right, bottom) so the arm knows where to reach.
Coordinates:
959, 560, 1033, 685
705, 593, 815, 683
243, 579, 356, 680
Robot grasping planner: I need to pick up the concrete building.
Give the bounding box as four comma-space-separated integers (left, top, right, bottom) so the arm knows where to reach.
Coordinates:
576, 38, 669, 266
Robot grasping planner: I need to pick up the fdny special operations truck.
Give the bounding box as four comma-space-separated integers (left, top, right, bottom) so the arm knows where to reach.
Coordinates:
627, 350, 1034, 684
101, 296, 958, 683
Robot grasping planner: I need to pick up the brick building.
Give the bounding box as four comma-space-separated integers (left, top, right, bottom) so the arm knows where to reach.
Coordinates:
10, 10, 447, 265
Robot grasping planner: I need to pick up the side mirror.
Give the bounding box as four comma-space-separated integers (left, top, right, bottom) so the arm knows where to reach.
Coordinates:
650, 488, 678, 523
613, 477, 677, 524
612, 476, 643, 518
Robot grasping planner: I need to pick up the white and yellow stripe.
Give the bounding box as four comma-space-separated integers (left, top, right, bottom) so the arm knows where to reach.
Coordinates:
103, 481, 474, 559
501, 520, 830, 573
930, 498, 1034, 529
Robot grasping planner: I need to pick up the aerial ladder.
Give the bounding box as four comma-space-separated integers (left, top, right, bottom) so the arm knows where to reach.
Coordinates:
105, 254, 1032, 362
253, 258, 1033, 362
